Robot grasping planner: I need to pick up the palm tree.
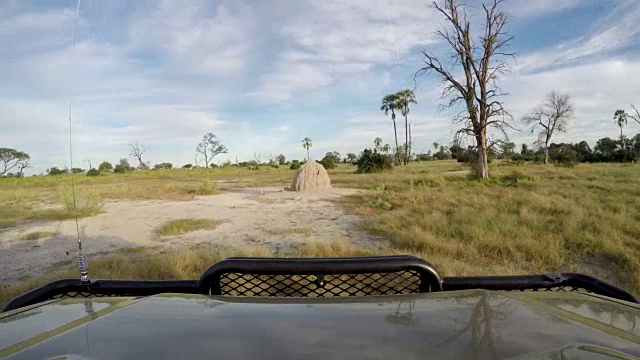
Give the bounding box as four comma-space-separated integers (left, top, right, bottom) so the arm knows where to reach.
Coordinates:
374, 137, 383, 152
302, 137, 312, 161
395, 89, 417, 165
381, 94, 400, 164
614, 110, 628, 149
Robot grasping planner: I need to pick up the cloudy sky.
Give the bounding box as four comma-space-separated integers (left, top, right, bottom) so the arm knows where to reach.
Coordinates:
1, 0, 639, 173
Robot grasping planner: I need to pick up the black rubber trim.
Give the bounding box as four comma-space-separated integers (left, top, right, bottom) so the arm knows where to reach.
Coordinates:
442, 273, 638, 303
199, 255, 443, 294
2, 279, 200, 312
3, 257, 638, 312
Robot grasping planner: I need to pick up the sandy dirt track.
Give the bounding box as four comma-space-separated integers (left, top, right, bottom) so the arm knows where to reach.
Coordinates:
0, 187, 383, 283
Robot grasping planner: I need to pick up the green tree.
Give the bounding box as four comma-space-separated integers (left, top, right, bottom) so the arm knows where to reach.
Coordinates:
500, 141, 516, 159
196, 133, 228, 168
355, 149, 393, 173
594, 137, 618, 155
0, 148, 30, 176
302, 137, 312, 161
324, 151, 341, 164
381, 94, 400, 165
98, 161, 113, 172
449, 144, 464, 159
276, 154, 286, 165
114, 158, 134, 173
374, 137, 383, 152
346, 153, 358, 164
395, 89, 417, 165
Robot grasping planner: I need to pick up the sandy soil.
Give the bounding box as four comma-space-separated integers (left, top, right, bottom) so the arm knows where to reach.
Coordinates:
0, 187, 384, 283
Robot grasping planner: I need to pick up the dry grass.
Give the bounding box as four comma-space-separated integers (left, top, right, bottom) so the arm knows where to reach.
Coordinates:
0, 240, 370, 306
17, 231, 59, 241
342, 161, 640, 295
154, 218, 224, 237
2, 161, 640, 307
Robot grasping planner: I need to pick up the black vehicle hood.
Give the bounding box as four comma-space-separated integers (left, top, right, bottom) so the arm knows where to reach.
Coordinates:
1, 289, 639, 359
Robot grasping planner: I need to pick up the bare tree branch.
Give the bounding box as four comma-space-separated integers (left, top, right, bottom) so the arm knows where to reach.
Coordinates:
129, 141, 149, 170
522, 91, 574, 164
416, 0, 514, 178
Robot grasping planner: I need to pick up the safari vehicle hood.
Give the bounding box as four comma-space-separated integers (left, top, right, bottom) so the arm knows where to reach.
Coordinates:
1, 290, 638, 359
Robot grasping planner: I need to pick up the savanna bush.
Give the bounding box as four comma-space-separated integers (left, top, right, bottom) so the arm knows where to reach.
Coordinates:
289, 160, 302, 170
86, 168, 101, 177
318, 158, 337, 169
355, 149, 393, 173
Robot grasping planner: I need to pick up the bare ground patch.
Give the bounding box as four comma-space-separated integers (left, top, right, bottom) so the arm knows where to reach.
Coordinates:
0, 187, 385, 283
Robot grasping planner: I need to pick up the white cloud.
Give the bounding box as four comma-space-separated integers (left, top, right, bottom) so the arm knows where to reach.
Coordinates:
126, 0, 256, 77
505, 58, 640, 145
1, 0, 640, 174
506, 0, 582, 17
252, 0, 440, 104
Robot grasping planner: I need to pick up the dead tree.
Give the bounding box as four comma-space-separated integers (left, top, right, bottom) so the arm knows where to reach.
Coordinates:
266, 154, 276, 165
416, 0, 514, 179
523, 91, 574, 164
129, 142, 149, 170
253, 152, 262, 165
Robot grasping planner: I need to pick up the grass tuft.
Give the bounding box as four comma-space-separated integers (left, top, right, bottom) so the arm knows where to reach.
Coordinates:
155, 218, 223, 237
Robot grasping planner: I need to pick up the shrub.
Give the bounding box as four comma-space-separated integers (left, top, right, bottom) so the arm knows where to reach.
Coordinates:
71, 167, 84, 174
182, 164, 193, 169
290, 160, 302, 170
113, 164, 127, 174
153, 162, 173, 170
195, 181, 217, 195
114, 159, 134, 173
318, 157, 337, 170
355, 149, 393, 173
86, 168, 101, 177
48, 167, 67, 176
98, 161, 113, 172
367, 197, 392, 211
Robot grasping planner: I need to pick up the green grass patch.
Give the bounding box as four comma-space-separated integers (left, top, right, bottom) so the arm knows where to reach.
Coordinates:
154, 218, 223, 237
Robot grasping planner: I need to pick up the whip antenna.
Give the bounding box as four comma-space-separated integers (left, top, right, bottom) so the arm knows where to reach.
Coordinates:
68, 0, 89, 283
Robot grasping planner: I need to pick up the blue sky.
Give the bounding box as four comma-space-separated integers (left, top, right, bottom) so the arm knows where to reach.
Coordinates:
1, 0, 640, 173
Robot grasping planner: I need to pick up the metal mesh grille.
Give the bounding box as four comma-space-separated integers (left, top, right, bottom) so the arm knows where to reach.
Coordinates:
515, 286, 592, 294
218, 271, 421, 297
49, 291, 138, 300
